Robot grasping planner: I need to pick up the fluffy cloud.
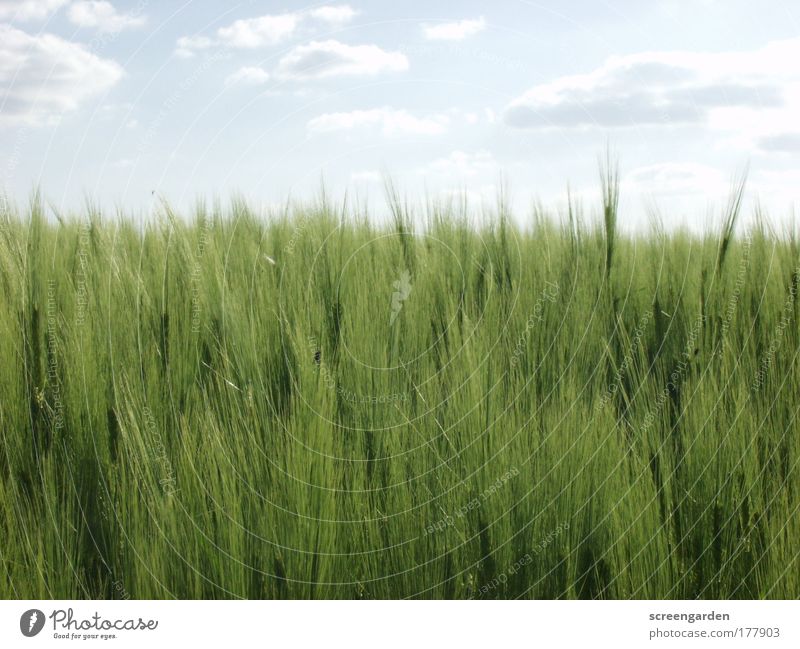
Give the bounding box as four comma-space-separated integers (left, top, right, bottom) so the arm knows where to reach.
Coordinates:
67, 1, 146, 32
309, 5, 358, 24
175, 35, 215, 58
504, 38, 800, 130
217, 13, 299, 49
225, 66, 270, 86
276, 41, 408, 80
176, 4, 357, 56
422, 17, 486, 41
0, 24, 123, 126
307, 108, 448, 136
0, 0, 67, 21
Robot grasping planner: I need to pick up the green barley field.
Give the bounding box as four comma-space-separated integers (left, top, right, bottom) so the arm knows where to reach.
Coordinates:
1, 174, 798, 599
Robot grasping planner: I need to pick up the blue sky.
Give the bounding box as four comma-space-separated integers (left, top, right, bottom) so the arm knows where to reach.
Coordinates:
1, 0, 799, 228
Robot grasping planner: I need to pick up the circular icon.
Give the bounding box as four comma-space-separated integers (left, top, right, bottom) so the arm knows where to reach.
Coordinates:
20, 609, 45, 637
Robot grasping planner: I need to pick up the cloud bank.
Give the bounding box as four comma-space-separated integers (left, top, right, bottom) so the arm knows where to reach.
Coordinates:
0, 24, 123, 126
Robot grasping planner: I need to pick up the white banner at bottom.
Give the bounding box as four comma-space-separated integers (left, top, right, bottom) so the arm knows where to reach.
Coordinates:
0, 600, 797, 648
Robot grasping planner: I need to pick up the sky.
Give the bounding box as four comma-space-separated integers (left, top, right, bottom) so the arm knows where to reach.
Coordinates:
1, 0, 799, 229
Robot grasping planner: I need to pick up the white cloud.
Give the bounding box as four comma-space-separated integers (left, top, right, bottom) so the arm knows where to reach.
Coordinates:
217, 13, 299, 49
423, 150, 498, 177
175, 35, 215, 59
0, 24, 123, 126
504, 38, 800, 130
226, 66, 270, 86
175, 5, 358, 56
309, 5, 358, 24
276, 40, 408, 80
422, 17, 486, 41
68, 1, 146, 32
307, 107, 448, 136
0, 0, 67, 21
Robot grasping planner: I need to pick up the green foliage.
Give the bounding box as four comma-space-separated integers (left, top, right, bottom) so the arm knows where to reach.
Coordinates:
0, 190, 798, 599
